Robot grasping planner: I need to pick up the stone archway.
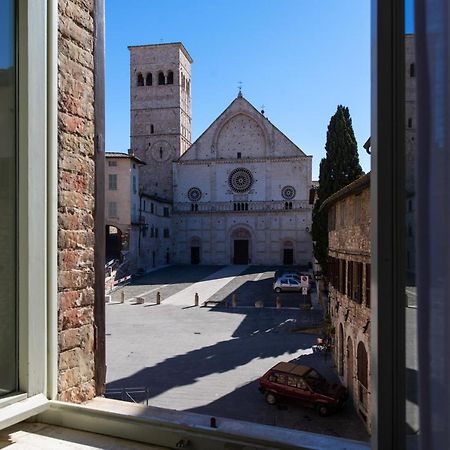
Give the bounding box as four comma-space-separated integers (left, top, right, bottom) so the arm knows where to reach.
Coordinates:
105, 225, 123, 262
231, 227, 251, 264
357, 341, 369, 412
339, 323, 344, 376
347, 336, 354, 396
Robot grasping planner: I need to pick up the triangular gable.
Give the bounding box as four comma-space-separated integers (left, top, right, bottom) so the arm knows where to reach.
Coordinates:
178, 94, 307, 162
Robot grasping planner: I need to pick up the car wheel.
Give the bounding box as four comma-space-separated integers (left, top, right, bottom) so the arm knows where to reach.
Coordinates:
317, 404, 330, 416
265, 392, 277, 405
275, 287, 282, 293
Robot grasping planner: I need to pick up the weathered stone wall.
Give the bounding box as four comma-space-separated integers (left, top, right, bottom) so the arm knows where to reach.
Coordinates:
57, 0, 96, 403
327, 182, 371, 431
130, 43, 192, 201
328, 187, 370, 256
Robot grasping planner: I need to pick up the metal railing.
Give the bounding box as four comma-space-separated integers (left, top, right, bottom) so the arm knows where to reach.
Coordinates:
105, 387, 150, 405
174, 199, 310, 213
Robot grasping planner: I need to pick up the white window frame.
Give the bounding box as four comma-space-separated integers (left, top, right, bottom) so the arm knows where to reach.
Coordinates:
0, 0, 55, 426
0, 0, 408, 448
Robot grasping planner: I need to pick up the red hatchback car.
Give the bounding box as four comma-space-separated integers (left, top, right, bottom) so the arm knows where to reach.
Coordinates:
259, 362, 348, 416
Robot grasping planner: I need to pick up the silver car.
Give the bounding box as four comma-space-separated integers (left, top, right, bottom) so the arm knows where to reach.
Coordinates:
273, 277, 302, 293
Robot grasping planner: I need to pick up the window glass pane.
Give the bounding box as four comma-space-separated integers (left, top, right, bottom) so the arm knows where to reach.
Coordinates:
109, 174, 117, 190
405, 0, 419, 445
0, 0, 17, 396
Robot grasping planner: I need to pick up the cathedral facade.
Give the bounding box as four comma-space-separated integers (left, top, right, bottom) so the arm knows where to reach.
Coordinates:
129, 42, 313, 267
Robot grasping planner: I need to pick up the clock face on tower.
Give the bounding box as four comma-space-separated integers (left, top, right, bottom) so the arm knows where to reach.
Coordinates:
151, 140, 174, 162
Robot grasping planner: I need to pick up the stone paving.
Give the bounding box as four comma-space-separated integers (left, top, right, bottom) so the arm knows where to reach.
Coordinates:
106, 265, 369, 442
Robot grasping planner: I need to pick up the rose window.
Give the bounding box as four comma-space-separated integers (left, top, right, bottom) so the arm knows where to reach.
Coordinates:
228, 168, 254, 193
281, 185, 296, 200
188, 187, 202, 202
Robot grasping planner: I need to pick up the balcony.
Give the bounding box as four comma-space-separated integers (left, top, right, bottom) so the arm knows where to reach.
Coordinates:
173, 200, 310, 214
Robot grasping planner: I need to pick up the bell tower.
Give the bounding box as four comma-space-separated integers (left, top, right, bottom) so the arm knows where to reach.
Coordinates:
129, 42, 193, 200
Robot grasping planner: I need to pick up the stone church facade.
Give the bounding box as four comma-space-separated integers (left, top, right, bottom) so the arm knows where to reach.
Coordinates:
129, 42, 313, 267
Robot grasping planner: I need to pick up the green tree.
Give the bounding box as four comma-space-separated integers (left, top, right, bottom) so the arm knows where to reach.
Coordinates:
312, 105, 363, 272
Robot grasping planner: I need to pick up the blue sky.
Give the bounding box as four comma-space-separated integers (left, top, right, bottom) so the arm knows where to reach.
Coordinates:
0, 0, 14, 69
106, 1, 371, 178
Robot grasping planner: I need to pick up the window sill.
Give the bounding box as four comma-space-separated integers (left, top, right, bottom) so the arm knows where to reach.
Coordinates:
0, 394, 49, 431
36, 397, 370, 450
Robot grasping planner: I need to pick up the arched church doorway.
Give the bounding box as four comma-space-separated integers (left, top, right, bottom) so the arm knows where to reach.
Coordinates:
231, 228, 251, 264
105, 225, 122, 262
282, 240, 294, 265
190, 237, 201, 264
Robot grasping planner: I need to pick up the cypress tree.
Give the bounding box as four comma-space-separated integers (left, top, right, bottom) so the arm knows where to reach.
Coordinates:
311, 105, 363, 273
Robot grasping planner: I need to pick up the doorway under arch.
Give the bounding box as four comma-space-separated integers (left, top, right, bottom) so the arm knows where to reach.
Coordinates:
357, 341, 369, 412
347, 336, 354, 395
190, 237, 201, 264
282, 240, 294, 265
339, 323, 344, 376
231, 227, 251, 264
105, 225, 122, 262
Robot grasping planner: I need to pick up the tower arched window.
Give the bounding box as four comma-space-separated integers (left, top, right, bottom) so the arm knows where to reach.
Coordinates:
181, 73, 185, 90
150, 124, 154, 134
167, 71, 174, 85
408, 117, 412, 128
410, 63, 415, 77
186, 79, 190, 95
137, 73, 144, 86
158, 71, 165, 85
146, 73, 152, 86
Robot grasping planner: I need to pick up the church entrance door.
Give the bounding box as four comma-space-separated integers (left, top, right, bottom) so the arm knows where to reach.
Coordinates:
191, 246, 200, 264
234, 240, 249, 264
283, 249, 294, 265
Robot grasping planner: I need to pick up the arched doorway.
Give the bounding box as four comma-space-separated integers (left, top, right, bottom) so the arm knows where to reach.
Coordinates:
339, 323, 344, 376
282, 240, 294, 265
190, 237, 201, 264
346, 336, 354, 395
105, 225, 122, 262
231, 227, 251, 264
357, 341, 369, 412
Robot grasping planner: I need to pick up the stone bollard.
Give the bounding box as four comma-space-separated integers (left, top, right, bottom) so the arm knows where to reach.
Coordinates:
136, 297, 145, 304
276, 297, 282, 309
194, 292, 199, 307
255, 300, 264, 308
231, 294, 237, 307
156, 291, 161, 305
120, 291, 125, 304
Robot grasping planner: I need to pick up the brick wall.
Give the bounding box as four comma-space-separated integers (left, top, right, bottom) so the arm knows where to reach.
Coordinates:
57, 0, 96, 403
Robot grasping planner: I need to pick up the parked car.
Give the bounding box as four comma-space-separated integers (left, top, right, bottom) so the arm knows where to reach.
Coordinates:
276, 273, 312, 293
274, 269, 301, 279
259, 362, 348, 416
272, 277, 302, 293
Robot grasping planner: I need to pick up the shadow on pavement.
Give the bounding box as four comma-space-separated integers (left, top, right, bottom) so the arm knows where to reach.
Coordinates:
106, 311, 319, 401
